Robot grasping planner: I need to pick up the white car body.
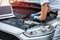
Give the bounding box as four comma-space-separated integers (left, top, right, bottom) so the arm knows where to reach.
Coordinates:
0, 0, 59, 40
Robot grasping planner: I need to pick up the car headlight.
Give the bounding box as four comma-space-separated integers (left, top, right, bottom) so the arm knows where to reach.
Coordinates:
24, 24, 54, 37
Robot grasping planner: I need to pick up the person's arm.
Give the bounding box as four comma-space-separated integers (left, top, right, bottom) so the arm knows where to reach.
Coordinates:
38, 3, 49, 20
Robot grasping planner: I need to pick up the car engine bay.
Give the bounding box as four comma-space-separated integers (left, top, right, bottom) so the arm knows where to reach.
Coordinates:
0, 1, 58, 40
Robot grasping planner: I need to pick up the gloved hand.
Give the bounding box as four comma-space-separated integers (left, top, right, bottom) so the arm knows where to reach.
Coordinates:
33, 16, 38, 20
31, 13, 40, 17
31, 13, 40, 20
30, 13, 42, 21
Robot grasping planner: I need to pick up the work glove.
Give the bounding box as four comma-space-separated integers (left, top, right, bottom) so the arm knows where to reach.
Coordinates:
31, 13, 40, 17
31, 13, 40, 20
33, 16, 38, 20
